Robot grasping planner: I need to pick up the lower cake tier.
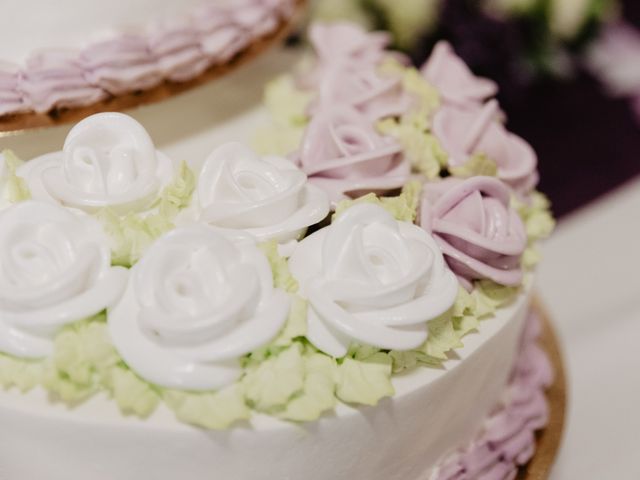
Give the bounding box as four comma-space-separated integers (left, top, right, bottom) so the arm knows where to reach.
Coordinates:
0, 286, 550, 480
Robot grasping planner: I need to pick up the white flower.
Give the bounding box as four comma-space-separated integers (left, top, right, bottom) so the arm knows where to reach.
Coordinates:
289, 203, 458, 357
192, 142, 329, 243
108, 225, 290, 390
20, 112, 177, 215
0, 201, 128, 358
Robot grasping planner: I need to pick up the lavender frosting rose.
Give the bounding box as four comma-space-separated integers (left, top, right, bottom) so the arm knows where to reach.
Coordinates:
433, 99, 538, 195
295, 104, 409, 203
420, 176, 527, 290
421, 41, 498, 108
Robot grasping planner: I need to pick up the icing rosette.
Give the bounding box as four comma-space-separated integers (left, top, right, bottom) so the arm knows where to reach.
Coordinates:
191, 142, 329, 243
420, 176, 527, 291
20, 112, 177, 215
296, 104, 409, 203
301, 22, 391, 87
433, 100, 539, 194
108, 225, 290, 390
289, 203, 458, 357
421, 41, 498, 108
0, 201, 128, 358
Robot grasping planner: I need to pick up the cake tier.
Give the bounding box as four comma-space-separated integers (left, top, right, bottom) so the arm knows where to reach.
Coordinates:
0, 284, 533, 480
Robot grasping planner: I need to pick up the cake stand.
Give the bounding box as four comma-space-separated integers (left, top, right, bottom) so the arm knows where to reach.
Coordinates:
520, 299, 567, 479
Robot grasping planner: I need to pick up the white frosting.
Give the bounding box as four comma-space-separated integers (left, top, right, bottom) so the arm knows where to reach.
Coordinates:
190, 142, 330, 243
0, 280, 533, 480
289, 204, 459, 357
108, 225, 290, 390
0, 0, 208, 64
20, 112, 177, 215
0, 201, 128, 358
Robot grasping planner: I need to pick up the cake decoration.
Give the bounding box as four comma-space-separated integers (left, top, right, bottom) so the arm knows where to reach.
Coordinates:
289, 203, 458, 357
0, 22, 555, 446
190, 142, 330, 243
109, 225, 290, 390
0, 0, 298, 121
420, 176, 527, 290
0, 201, 127, 358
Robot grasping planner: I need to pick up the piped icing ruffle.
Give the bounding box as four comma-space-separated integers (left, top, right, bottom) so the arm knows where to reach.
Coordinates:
434, 311, 553, 480
0, 0, 295, 116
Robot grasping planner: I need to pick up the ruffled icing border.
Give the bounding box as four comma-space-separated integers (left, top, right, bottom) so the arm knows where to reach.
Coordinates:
433, 310, 553, 480
0, 0, 297, 116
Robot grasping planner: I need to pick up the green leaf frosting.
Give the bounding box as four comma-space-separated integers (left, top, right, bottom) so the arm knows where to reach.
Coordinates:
259, 240, 299, 293
96, 161, 195, 267
513, 190, 555, 268
164, 385, 250, 429
252, 75, 312, 156
1, 149, 31, 202
0, 354, 43, 392
336, 349, 394, 406
333, 180, 422, 222
107, 367, 160, 417
449, 153, 499, 178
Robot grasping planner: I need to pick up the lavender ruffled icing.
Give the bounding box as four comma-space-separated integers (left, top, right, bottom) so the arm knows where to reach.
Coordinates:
420, 176, 527, 290
0, 0, 294, 116
295, 104, 409, 203
434, 310, 553, 480
433, 100, 539, 195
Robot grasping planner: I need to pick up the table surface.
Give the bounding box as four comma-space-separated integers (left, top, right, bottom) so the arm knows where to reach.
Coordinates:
538, 177, 640, 479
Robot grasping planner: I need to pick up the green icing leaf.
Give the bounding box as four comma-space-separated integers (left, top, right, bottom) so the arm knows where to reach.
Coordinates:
106, 367, 159, 418
421, 312, 464, 360
271, 295, 308, 348
0, 354, 43, 392
512, 190, 555, 269
164, 385, 250, 429
96, 161, 195, 267
277, 351, 337, 422
471, 280, 520, 318
333, 180, 422, 222
389, 350, 418, 373
252, 75, 311, 156
378, 118, 447, 179
242, 343, 305, 413
371, 0, 440, 50
157, 160, 196, 218
335, 351, 394, 406
1, 149, 31, 202
449, 153, 499, 178
258, 240, 299, 293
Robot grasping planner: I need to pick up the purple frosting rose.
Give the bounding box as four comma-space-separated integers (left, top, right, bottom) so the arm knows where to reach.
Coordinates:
420, 176, 527, 291
433, 99, 539, 195
294, 104, 409, 203
421, 41, 498, 108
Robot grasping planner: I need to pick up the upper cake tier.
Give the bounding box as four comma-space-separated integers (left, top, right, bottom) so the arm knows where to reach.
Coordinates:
0, 0, 301, 131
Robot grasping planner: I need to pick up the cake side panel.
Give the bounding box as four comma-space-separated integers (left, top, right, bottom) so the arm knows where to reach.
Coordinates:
0, 289, 532, 480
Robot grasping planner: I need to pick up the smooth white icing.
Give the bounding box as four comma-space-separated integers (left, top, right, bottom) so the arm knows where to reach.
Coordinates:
0, 0, 209, 64
190, 142, 330, 242
0, 280, 533, 480
108, 225, 290, 390
0, 201, 127, 358
289, 204, 459, 357
19, 112, 177, 214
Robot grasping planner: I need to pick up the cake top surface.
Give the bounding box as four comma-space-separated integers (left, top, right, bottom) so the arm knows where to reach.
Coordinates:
0, 21, 554, 430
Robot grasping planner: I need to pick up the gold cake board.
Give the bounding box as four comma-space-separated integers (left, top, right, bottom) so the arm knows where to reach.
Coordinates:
0, 0, 305, 134
519, 298, 567, 479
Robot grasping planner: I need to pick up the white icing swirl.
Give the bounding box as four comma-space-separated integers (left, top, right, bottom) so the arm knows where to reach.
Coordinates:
20, 112, 176, 215
108, 225, 290, 390
193, 142, 329, 243
0, 201, 128, 358
289, 204, 459, 357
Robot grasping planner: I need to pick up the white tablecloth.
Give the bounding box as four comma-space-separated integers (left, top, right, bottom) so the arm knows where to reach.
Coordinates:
538, 178, 640, 479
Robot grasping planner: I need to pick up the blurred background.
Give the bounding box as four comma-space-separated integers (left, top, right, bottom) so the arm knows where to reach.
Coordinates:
313, 0, 640, 217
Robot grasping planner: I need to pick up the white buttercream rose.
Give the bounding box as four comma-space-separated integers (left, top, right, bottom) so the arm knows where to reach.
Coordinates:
0, 201, 128, 358
289, 203, 458, 357
191, 142, 330, 243
109, 225, 290, 390
20, 112, 177, 215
